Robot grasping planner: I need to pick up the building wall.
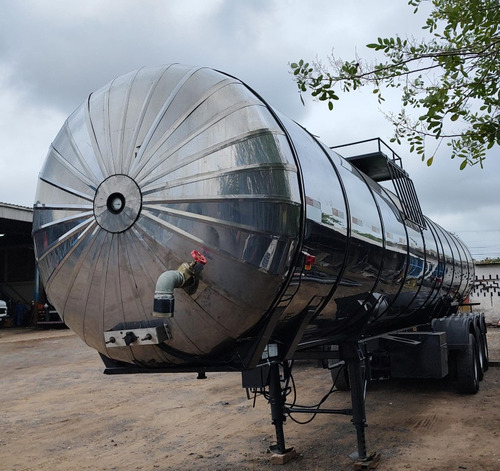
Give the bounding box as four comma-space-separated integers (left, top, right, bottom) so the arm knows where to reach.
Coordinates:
469, 263, 500, 324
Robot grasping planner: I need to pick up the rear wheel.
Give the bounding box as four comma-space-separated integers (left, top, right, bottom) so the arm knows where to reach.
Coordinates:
474, 325, 485, 381
456, 333, 479, 394
479, 316, 489, 372
331, 364, 350, 391
481, 333, 489, 372
330, 361, 368, 399
477, 331, 489, 376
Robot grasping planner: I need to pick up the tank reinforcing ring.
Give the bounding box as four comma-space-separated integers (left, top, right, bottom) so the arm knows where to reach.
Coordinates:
94, 174, 142, 233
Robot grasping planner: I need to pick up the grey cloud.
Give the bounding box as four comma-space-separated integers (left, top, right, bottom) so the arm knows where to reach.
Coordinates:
0, 0, 497, 257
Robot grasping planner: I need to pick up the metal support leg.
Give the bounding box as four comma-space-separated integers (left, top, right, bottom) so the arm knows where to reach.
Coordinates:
269, 362, 286, 454
347, 352, 367, 460
340, 342, 370, 462
268, 362, 297, 464
340, 343, 381, 468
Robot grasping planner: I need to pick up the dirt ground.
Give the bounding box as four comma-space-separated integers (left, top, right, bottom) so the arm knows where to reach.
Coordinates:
1, 326, 499, 471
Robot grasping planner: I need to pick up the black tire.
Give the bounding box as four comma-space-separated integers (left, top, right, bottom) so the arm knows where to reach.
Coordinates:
330, 362, 368, 399
477, 331, 489, 376
456, 333, 479, 394
473, 325, 485, 381
482, 333, 489, 372
331, 364, 350, 391
480, 316, 489, 372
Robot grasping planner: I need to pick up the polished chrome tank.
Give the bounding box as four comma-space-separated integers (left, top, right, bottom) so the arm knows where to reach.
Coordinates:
33, 64, 473, 370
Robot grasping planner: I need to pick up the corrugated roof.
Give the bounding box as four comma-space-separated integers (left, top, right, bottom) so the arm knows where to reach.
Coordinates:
0, 202, 33, 223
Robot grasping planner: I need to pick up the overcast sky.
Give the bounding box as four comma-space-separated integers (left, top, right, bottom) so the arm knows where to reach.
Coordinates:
0, 0, 498, 259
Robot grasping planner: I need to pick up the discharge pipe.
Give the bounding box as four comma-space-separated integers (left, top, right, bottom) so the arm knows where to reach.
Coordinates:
153, 250, 207, 317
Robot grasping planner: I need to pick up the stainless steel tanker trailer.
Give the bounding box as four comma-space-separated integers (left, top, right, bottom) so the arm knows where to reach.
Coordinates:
32, 64, 489, 466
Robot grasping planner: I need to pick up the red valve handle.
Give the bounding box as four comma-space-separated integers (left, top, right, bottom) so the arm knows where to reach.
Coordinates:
191, 250, 207, 265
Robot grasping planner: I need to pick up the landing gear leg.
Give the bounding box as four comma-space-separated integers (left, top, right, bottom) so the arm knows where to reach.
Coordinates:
268, 362, 297, 464
341, 342, 380, 468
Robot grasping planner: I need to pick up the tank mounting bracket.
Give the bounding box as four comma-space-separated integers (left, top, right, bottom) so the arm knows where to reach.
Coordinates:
104, 324, 171, 347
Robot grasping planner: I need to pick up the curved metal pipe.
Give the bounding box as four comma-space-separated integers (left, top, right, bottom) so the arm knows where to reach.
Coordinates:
153, 270, 185, 317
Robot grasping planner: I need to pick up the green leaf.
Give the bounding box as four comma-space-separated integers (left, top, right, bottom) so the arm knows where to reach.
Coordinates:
288, 0, 499, 170
427, 156, 434, 166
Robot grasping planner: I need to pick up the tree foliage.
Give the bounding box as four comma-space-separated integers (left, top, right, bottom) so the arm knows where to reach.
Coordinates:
290, 0, 500, 168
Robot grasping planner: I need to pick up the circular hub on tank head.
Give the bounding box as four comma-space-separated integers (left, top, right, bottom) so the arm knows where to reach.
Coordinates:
94, 174, 142, 233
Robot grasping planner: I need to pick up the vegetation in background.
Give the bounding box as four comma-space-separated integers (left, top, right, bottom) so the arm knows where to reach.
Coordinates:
290, 0, 500, 169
